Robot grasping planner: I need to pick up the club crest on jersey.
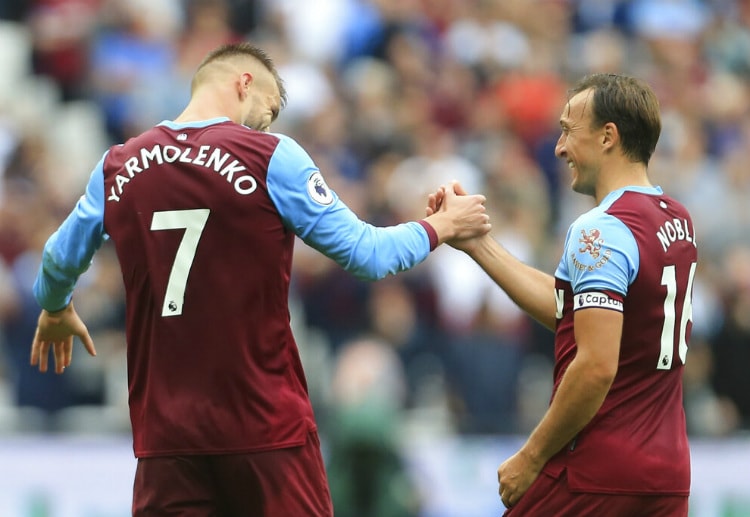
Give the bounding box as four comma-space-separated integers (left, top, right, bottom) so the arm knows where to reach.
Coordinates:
579, 228, 603, 259
307, 171, 334, 205
572, 227, 612, 272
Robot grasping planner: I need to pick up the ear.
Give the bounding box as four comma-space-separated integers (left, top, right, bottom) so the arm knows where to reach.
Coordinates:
601, 121, 619, 151
237, 72, 254, 99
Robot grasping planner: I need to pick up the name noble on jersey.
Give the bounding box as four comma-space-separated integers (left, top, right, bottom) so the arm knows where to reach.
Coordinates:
107, 144, 258, 202
657, 217, 696, 252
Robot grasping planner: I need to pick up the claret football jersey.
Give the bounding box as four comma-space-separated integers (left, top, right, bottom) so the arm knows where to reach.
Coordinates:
34, 118, 434, 457
549, 186, 696, 495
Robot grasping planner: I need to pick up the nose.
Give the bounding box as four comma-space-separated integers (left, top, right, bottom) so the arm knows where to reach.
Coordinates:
554, 134, 566, 158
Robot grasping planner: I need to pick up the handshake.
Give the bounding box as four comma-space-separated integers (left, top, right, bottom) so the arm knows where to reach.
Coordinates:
423, 181, 492, 251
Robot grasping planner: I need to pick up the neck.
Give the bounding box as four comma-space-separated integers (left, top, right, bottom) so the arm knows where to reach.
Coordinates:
595, 161, 652, 204
174, 89, 240, 124
174, 105, 233, 124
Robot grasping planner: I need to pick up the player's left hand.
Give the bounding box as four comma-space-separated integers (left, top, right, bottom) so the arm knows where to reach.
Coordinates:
497, 449, 542, 509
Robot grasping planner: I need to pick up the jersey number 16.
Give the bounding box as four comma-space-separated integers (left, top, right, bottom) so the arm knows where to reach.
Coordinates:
658, 262, 697, 370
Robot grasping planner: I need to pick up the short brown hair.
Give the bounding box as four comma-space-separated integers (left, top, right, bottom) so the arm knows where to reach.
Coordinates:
195, 42, 287, 108
570, 73, 661, 165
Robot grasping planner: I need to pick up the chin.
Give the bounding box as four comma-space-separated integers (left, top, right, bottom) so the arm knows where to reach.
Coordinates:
571, 180, 594, 197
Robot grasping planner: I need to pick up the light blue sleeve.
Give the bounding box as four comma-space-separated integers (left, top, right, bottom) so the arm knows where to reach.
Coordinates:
554, 208, 639, 296
266, 134, 431, 280
33, 154, 108, 311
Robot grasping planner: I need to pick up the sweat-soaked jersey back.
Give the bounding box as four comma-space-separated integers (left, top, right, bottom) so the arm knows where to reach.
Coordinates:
549, 189, 696, 495
102, 122, 314, 457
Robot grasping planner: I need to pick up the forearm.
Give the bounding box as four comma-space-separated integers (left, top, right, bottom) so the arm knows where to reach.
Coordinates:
34, 247, 81, 312
520, 357, 613, 467
308, 217, 433, 281
468, 235, 557, 329
34, 165, 106, 310
33, 226, 96, 311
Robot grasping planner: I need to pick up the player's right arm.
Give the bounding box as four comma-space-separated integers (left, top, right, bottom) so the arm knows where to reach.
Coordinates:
267, 134, 489, 280
427, 184, 556, 329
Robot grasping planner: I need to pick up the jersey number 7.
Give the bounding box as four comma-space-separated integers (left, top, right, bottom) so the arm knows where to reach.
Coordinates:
150, 209, 210, 317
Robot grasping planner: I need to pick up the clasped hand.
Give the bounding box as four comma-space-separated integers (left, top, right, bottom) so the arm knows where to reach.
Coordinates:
426, 181, 492, 249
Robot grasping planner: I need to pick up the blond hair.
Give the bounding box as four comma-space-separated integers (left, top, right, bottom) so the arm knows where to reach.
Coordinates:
192, 42, 287, 108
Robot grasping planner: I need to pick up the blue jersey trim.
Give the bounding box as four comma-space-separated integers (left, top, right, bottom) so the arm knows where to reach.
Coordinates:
157, 118, 232, 130
157, 117, 230, 131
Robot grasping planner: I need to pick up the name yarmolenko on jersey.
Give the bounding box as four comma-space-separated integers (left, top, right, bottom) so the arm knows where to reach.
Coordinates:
107, 142, 257, 202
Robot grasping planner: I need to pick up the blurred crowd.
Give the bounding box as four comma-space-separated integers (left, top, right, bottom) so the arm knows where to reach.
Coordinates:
0, 0, 749, 488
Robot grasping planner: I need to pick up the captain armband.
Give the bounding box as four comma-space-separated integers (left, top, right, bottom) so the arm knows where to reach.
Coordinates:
573, 291, 624, 312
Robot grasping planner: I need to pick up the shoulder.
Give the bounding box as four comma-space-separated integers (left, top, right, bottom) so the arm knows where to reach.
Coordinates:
566, 202, 639, 267
604, 187, 695, 238
568, 208, 635, 253
267, 132, 306, 152
604, 186, 690, 219
569, 203, 622, 238
266, 132, 315, 166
